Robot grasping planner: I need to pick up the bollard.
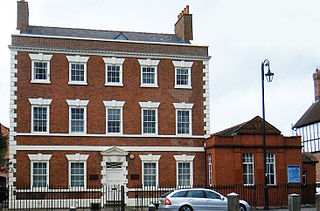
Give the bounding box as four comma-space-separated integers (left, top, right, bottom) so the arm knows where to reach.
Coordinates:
227, 192, 239, 211
70, 206, 76, 211
288, 194, 300, 211
148, 203, 156, 211
316, 193, 320, 211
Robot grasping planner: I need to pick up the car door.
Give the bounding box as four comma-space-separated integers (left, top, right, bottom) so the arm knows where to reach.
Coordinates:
204, 190, 228, 210
186, 190, 209, 211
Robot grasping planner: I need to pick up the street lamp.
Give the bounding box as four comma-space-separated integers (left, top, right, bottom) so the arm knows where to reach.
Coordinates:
261, 59, 274, 210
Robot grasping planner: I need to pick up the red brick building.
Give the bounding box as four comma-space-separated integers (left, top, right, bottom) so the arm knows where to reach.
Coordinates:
206, 116, 316, 206
0, 123, 9, 188
9, 0, 210, 207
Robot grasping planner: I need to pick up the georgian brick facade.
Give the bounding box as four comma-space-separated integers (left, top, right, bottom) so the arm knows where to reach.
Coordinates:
9, 0, 210, 207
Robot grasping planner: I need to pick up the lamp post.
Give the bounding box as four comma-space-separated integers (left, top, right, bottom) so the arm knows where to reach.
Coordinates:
261, 59, 274, 210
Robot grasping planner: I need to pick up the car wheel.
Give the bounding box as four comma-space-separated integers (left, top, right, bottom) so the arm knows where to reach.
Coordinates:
239, 204, 246, 211
179, 205, 193, 211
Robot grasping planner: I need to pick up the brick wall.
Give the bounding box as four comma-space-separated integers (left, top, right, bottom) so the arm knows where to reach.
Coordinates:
206, 134, 302, 186
16, 52, 204, 136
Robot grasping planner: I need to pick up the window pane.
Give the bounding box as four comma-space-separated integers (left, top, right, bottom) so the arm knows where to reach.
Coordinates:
33, 107, 48, 132
176, 68, 189, 86
34, 62, 48, 80
107, 108, 121, 133
266, 153, 276, 185
107, 65, 120, 83
177, 110, 190, 134
33, 162, 47, 187
144, 163, 156, 186
142, 67, 155, 84
70, 63, 85, 82
71, 108, 84, 132
71, 162, 84, 187
143, 109, 156, 134
178, 163, 190, 186
242, 153, 254, 185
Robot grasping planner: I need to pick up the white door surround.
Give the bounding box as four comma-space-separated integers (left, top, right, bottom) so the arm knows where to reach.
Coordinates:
100, 146, 129, 187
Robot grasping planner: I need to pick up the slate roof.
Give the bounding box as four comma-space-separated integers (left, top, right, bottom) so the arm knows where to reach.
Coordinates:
302, 152, 318, 163
293, 100, 320, 129
214, 116, 281, 137
26, 25, 188, 44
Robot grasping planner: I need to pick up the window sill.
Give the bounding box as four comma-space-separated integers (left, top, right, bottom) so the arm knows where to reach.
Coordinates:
142, 133, 158, 136
176, 133, 192, 137
105, 83, 123, 87
69, 132, 86, 135
174, 85, 192, 89
31, 80, 51, 84
31, 131, 49, 134
106, 132, 123, 135
140, 84, 158, 88
68, 81, 88, 85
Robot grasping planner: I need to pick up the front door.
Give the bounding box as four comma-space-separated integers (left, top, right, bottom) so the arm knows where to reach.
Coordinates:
105, 162, 123, 203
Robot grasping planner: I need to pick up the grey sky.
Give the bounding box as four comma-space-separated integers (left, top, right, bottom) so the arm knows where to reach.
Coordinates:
1, 0, 319, 135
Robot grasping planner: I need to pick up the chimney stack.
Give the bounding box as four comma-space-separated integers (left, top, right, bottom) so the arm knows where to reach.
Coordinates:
313, 68, 320, 101
17, 0, 29, 33
174, 5, 193, 43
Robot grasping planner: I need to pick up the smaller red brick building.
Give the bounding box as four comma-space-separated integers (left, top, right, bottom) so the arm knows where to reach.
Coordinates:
0, 123, 9, 188
205, 116, 316, 207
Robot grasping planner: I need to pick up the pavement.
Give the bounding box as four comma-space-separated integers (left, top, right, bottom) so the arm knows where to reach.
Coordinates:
0, 206, 316, 210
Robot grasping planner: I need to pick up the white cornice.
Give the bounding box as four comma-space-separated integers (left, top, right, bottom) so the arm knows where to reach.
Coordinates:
9, 45, 211, 61
66, 55, 89, 63
139, 101, 160, 108
16, 132, 205, 139
29, 98, 52, 106
16, 145, 205, 152
172, 61, 193, 68
66, 153, 89, 161
138, 59, 160, 66
29, 53, 52, 61
103, 57, 125, 65
139, 154, 161, 161
66, 99, 89, 107
174, 154, 195, 161
173, 102, 194, 109
103, 100, 125, 107
28, 153, 52, 161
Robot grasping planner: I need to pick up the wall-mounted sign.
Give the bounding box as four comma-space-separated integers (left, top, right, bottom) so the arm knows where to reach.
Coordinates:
287, 165, 301, 183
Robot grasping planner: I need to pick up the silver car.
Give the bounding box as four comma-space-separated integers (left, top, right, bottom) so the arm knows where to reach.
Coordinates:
157, 188, 250, 211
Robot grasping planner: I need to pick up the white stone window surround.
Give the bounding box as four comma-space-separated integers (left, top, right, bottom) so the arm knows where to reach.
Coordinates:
28, 153, 52, 189
66, 99, 89, 134
66, 55, 89, 85
103, 57, 125, 86
138, 59, 160, 88
174, 154, 195, 187
172, 61, 193, 89
29, 53, 53, 84
103, 100, 125, 135
173, 102, 194, 136
66, 153, 89, 189
139, 101, 160, 135
139, 154, 161, 187
29, 98, 52, 134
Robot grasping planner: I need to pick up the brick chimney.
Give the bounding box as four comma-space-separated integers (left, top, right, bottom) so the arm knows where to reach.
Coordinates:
313, 68, 320, 101
174, 5, 193, 43
17, 0, 29, 33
